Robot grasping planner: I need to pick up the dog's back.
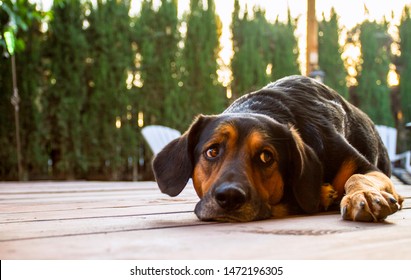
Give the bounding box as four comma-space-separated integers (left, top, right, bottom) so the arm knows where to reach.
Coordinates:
225, 75, 390, 177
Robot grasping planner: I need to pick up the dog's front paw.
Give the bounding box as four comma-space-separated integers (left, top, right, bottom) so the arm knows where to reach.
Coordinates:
340, 172, 403, 222
341, 189, 400, 222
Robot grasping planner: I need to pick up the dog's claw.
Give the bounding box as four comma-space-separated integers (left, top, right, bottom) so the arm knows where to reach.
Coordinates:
341, 205, 348, 218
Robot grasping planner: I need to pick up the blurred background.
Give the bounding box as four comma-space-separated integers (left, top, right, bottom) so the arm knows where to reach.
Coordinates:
1, 0, 410, 181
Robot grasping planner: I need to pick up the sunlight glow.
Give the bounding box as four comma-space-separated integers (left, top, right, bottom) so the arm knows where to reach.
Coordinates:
115, 117, 122, 129
388, 64, 400, 87
226, 86, 232, 99
137, 112, 144, 128
266, 64, 273, 76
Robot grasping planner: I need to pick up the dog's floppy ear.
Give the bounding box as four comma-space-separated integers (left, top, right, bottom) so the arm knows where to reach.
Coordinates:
152, 115, 212, 197
289, 127, 323, 214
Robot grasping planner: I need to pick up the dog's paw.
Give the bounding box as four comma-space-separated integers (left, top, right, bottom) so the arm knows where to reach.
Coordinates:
341, 189, 400, 222
340, 172, 403, 222
321, 183, 338, 210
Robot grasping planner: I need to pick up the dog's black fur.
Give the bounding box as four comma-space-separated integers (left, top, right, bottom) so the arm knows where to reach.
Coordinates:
226, 75, 391, 180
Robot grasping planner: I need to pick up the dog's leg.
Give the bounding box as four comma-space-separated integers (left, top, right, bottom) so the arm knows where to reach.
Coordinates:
340, 171, 404, 222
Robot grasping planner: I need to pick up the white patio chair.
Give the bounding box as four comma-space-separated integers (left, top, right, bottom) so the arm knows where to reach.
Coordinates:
375, 125, 411, 173
141, 125, 181, 155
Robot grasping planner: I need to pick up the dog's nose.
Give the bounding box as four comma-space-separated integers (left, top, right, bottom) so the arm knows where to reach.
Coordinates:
214, 183, 247, 211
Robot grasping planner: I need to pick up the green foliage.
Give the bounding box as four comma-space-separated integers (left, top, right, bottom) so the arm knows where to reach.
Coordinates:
356, 20, 394, 126
231, 4, 270, 95
83, 0, 135, 179
182, 0, 225, 120
318, 8, 348, 98
0, 0, 47, 179
43, 0, 88, 178
231, 1, 300, 97
134, 0, 181, 128
158, 0, 186, 129
0, 0, 47, 55
0, 44, 16, 179
399, 6, 411, 124
17, 19, 49, 178
270, 9, 300, 81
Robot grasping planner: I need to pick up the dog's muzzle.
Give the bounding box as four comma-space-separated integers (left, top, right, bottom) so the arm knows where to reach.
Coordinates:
194, 181, 271, 222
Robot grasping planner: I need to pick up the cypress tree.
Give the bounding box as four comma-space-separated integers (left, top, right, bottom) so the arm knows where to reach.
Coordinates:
17, 19, 48, 179
231, 3, 300, 97
157, 0, 185, 130
135, 0, 181, 129
84, 0, 134, 179
254, 8, 274, 86
0, 1, 47, 179
0, 7, 17, 179
134, 0, 156, 125
231, 2, 251, 96
231, 4, 270, 96
398, 6, 411, 124
270, 9, 300, 81
43, 0, 88, 179
318, 8, 348, 98
182, 0, 224, 118
356, 20, 394, 126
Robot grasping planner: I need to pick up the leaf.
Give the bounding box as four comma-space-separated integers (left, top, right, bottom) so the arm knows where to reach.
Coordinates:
15, 38, 25, 52
1, 3, 14, 18
3, 28, 16, 55
15, 16, 29, 32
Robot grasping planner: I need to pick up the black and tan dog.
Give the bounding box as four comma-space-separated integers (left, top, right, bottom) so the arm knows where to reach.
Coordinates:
153, 75, 403, 222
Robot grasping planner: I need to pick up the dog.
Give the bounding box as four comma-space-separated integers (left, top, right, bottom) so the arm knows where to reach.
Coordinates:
153, 75, 403, 222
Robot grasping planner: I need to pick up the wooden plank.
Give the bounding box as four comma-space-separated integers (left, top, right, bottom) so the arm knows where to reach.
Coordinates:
0, 181, 152, 192
2, 205, 409, 242
0, 185, 194, 200
0, 184, 198, 207
1, 210, 410, 259
0, 196, 197, 214
0, 202, 197, 223
0, 181, 196, 238
0, 211, 204, 242
1, 191, 160, 203
1, 200, 409, 250
0, 180, 410, 260
393, 184, 411, 196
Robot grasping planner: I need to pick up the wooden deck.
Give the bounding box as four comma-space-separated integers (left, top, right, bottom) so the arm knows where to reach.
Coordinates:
1, 178, 410, 260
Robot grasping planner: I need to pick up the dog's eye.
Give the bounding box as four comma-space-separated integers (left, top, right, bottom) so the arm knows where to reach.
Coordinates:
259, 150, 274, 165
205, 145, 220, 159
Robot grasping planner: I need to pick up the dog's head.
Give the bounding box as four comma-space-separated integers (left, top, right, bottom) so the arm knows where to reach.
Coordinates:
153, 114, 322, 222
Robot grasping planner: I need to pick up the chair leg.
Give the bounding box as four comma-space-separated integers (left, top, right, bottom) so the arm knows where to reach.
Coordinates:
405, 151, 411, 174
